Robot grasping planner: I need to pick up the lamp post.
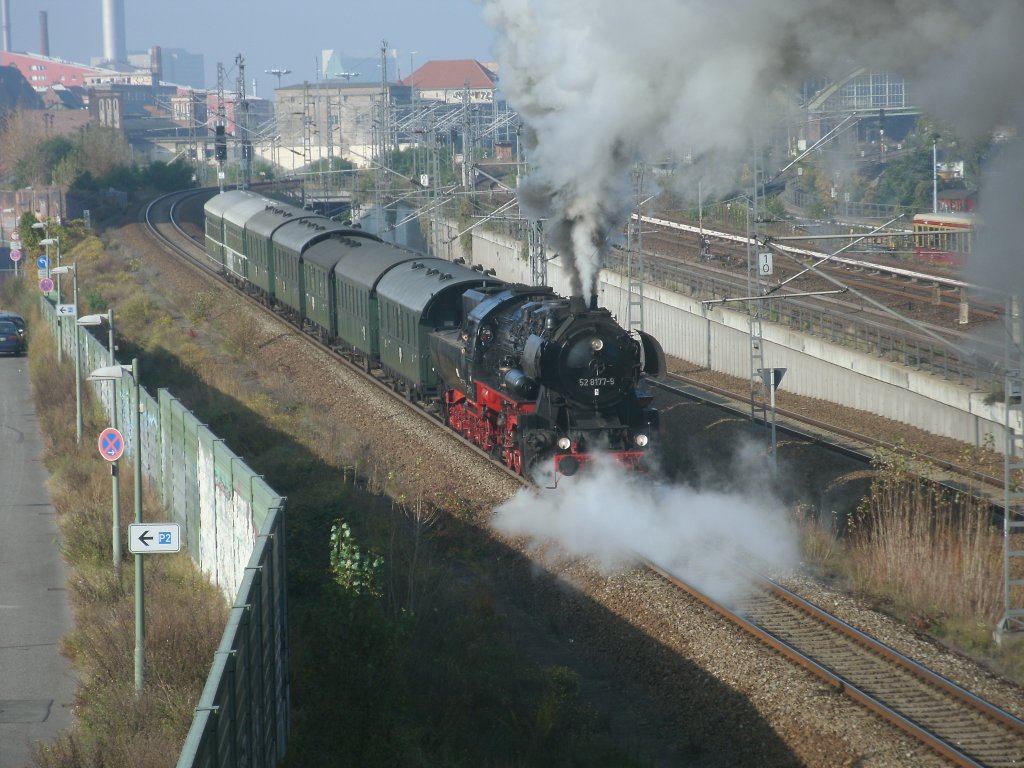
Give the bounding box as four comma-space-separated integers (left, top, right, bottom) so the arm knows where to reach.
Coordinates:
409, 51, 417, 100
80, 310, 120, 579
32, 224, 59, 282
265, 68, 290, 169
39, 236, 61, 274
51, 263, 81, 443
265, 67, 290, 90
31, 222, 49, 291
88, 358, 143, 694
39, 235, 63, 362
1, 209, 13, 277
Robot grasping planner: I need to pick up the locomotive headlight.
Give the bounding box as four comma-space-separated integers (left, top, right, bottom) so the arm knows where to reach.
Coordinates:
634, 434, 649, 447
590, 338, 604, 352
557, 436, 572, 451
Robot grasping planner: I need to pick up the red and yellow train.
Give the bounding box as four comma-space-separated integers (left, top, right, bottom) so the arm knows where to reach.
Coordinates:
911, 212, 974, 267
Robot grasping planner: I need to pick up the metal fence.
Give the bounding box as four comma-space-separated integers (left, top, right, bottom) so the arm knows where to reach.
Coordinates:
41, 298, 290, 767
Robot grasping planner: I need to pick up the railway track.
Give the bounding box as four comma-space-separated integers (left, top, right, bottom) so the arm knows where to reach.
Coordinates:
146, 187, 1020, 765
636, 215, 1003, 328
648, 560, 1024, 767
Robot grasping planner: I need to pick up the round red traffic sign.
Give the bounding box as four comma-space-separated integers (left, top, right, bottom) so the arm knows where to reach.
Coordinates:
39, 277, 54, 293
98, 427, 125, 462
9, 249, 20, 262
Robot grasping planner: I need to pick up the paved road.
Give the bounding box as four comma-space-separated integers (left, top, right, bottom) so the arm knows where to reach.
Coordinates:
0, 355, 76, 767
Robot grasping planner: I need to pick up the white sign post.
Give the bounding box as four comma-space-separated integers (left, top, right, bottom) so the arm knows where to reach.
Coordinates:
128, 523, 181, 554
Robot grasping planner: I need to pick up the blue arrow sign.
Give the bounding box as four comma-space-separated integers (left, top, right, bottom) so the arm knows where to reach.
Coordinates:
37, 255, 48, 269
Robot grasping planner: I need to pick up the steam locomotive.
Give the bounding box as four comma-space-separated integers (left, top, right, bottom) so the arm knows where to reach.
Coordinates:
204, 190, 664, 478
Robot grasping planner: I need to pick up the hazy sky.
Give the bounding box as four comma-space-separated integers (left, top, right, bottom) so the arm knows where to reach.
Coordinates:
7, 0, 495, 93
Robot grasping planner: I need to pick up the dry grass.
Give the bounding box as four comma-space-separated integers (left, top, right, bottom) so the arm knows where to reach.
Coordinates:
794, 504, 844, 575
839, 446, 1004, 645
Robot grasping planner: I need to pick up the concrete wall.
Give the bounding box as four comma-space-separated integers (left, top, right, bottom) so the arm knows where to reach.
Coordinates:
469, 228, 1021, 455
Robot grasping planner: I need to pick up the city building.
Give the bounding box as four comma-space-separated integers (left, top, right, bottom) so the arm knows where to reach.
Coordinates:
128, 47, 205, 89
270, 80, 411, 170
404, 59, 498, 104
0, 51, 126, 90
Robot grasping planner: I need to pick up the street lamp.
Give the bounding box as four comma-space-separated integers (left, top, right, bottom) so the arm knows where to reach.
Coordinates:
32, 222, 51, 278
88, 358, 144, 694
265, 70, 291, 170
79, 310, 119, 578
265, 67, 290, 90
51, 264, 81, 443
32, 223, 58, 276
409, 51, 418, 112
39, 235, 63, 362
1, 208, 14, 276
39, 236, 61, 270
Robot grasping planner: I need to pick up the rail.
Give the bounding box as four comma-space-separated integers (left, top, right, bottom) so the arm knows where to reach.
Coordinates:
609, 234, 1004, 393
645, 559, 1024, 767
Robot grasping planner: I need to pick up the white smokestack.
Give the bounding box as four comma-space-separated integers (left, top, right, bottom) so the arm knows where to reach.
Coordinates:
101, 0, 127, 66
1, 0, 11, 53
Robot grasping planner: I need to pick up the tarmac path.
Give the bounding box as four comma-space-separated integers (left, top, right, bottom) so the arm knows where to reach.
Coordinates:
0, 355, 76, 767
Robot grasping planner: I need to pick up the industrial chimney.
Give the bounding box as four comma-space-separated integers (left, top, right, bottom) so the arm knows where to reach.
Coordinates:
1, 0, 11, 52
101, 0, 128, 66
39, 11, 49, 57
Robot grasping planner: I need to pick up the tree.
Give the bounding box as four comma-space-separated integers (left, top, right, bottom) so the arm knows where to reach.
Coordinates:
0, 110, 46, 180
870, 149, 934, 209
140, 159, 194, 191
76, 126, 131, 179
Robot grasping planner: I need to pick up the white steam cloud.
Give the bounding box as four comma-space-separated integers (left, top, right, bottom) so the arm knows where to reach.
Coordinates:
481, 0, 1024, 589
482, 0, 1024, 297
492, 456, 798, 605
482, 0, 1023, 591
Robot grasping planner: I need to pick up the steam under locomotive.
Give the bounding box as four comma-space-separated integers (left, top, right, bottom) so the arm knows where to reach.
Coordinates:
204, 189, 664, 478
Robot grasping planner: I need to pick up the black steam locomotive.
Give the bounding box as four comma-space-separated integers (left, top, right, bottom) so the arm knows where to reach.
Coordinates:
204, 190, 663, 478
430, 286, 663, 476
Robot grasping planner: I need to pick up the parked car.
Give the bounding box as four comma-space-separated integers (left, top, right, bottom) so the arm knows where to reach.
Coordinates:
0, 311, 25, 338
0, 319, 25, 355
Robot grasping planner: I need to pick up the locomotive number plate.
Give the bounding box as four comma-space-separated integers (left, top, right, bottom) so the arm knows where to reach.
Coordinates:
579, 377, 615, 387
